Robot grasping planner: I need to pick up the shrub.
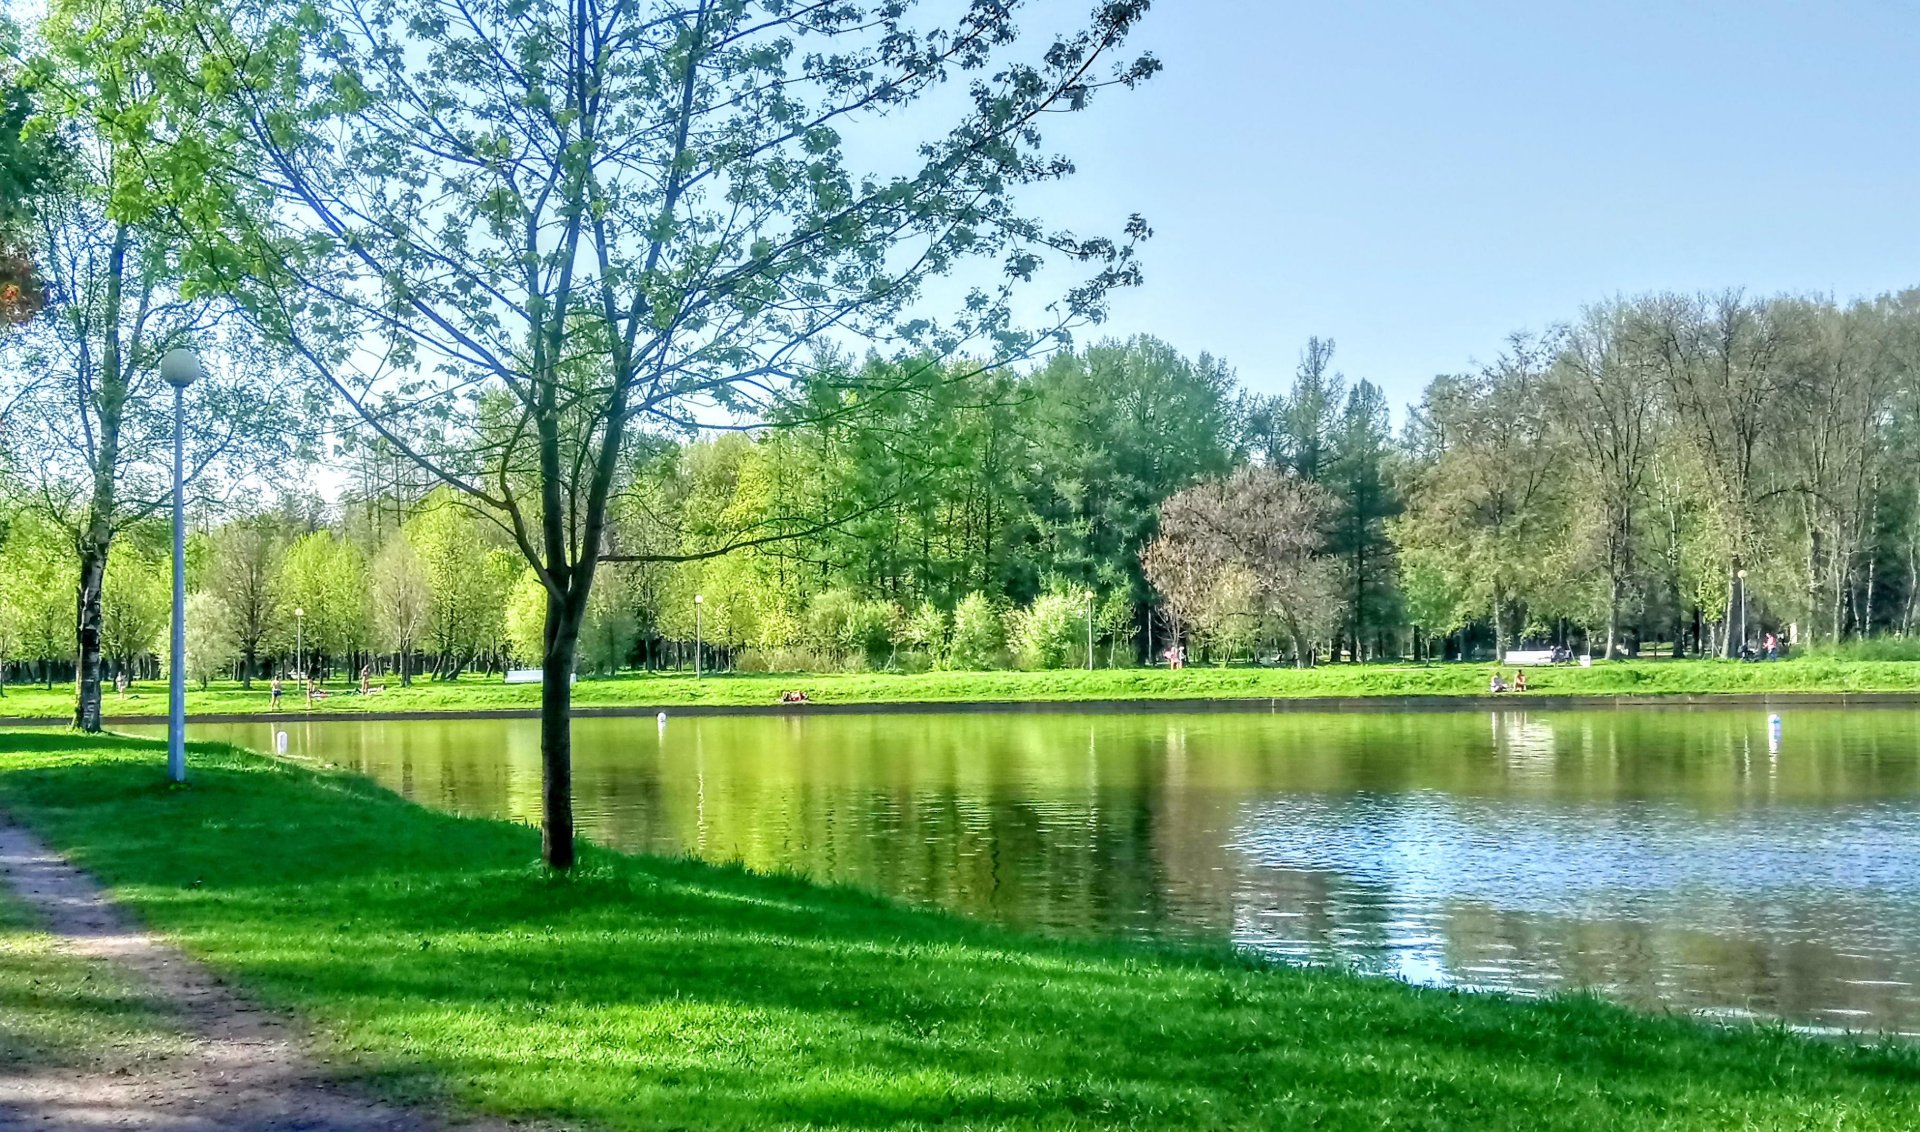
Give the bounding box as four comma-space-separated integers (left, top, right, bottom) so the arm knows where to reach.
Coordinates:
736, 647, 860, 674
802, 590, 896, 667
1012, 589, 1091, 670
899, 600, 950, 665
846, 600, 896, 666
947, 592, 1005, 669
1800, 636, 1920, 662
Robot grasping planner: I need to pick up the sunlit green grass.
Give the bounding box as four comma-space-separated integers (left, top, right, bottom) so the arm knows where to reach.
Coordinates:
0, 731, 1915, 1129
2, 656, 1919, 720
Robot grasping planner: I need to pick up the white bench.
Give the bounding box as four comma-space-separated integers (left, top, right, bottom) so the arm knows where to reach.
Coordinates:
1502, 650, 1557, 666
504, 669, 575, 685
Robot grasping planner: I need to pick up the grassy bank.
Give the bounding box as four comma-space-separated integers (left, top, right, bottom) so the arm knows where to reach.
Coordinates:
3, 656, 1920, 720
0, 732, 1915, 1129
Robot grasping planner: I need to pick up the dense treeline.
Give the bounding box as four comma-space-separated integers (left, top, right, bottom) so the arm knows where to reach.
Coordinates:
1, 338, 1249, 681
10, 289, 1920, 685
4, 4, 1919, 694
1401, 290, 1920, 661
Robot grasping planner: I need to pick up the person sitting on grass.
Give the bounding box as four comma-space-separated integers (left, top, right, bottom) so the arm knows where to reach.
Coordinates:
780, 690, 811, 703
1514, 669, 1528, 692
1489, 672, 1507, 694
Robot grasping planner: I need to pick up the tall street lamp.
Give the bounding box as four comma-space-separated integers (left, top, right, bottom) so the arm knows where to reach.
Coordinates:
1736, 568, 1750, 654
160, 348, 202, 784
694, 594, 704, 680
294, 606, 305, 691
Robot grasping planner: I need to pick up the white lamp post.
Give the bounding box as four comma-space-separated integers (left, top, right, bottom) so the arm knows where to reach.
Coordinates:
294, 606, 305, 693
160, 348, 202, 784
694, 594, 704, 680
1736, 568, 1749, 654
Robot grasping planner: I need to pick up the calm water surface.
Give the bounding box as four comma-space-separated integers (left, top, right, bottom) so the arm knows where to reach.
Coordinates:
173, 707, 1920, 1033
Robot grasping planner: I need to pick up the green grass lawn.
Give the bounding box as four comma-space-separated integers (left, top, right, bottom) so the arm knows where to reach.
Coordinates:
3, 656, 1920, 720
0, 731, 1914, 1129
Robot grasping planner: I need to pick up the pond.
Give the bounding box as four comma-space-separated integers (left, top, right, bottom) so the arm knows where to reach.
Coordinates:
165, 706, 1920, 1034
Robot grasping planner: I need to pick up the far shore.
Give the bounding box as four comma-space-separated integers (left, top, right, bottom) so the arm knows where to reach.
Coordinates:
3, 656, 1918, 726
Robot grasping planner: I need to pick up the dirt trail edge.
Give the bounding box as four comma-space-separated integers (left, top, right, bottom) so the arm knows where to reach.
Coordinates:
0, 816, 541, 1131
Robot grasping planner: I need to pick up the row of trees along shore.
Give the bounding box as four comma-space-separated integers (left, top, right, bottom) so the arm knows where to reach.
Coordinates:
7, 1, 1920, 866
11, 294, 1920, 691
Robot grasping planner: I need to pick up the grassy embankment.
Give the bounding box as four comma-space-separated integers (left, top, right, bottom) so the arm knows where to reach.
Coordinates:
2, 656, 1919, 720
0, 731, 1915, 1130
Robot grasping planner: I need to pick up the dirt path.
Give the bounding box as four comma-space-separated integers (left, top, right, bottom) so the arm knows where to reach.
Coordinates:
0, 818, 538, 1131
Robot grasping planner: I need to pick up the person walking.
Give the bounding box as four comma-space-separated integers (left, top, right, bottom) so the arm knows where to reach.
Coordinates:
270, 674, 283, 712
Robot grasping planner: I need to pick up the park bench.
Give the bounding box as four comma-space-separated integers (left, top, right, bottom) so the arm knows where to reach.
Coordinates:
504, 669, 575, 685
1502, 649, 1557, 666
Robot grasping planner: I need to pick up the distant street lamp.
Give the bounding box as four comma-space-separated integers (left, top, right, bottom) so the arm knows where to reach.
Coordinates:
694, 594, 704, 680
160, 348, 202, 785
294, 606, 306, 696
1087, 593, 1095, 671
1736, 568, 1750, 654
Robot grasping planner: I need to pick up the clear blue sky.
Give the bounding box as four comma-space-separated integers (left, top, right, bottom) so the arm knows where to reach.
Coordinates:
1016, 0, 1920, 411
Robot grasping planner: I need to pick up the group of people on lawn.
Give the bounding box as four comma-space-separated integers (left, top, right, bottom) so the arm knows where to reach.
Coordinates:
267, 665, 386, 710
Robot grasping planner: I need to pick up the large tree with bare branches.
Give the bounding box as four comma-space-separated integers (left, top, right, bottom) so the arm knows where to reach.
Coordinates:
1551, 301, 1661, 659
1645, 292, 1790, 655
184, 0, 1157, 867
1144, 466, 1341, 666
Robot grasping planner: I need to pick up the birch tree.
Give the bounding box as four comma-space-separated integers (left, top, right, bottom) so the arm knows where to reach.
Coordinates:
4, 2, 289, 727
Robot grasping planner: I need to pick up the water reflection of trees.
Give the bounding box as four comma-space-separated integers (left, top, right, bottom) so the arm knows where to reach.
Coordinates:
185, 707, 1920, 1031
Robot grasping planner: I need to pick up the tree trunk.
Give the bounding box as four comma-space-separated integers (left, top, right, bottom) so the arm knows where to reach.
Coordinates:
1831, 572, 1844, 644
541, 598, 582, 871
73, 531, 110, 732
1668, 510, 1685, 658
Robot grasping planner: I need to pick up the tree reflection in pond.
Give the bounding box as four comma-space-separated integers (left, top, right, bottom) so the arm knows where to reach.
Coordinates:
169, 706, 1920, 1033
